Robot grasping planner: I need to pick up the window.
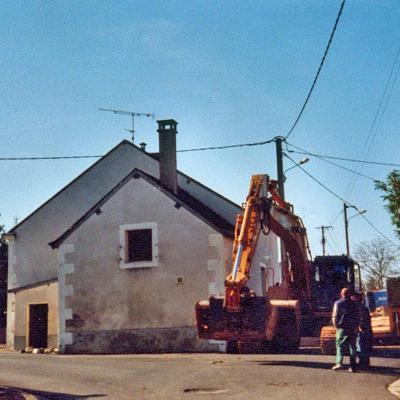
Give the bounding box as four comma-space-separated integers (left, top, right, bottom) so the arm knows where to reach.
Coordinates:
119, 223, 158, 269
126, 229, 152, 262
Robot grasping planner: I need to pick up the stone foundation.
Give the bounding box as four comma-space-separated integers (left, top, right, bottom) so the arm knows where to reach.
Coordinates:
65, 326, 220, 354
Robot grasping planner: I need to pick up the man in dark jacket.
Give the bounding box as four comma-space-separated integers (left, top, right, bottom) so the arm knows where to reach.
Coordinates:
331, 288, 361, 372
351, 292, 373, 369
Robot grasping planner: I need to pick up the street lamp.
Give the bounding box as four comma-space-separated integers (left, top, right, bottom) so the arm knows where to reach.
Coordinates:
283, 158, 310, 181
343, 203, 367, 256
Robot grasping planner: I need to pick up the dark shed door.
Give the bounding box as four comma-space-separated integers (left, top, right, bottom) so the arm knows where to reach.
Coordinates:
29, 304, 48, 348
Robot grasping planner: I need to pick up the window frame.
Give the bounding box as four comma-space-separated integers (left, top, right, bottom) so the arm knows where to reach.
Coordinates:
119, 223, 159, 269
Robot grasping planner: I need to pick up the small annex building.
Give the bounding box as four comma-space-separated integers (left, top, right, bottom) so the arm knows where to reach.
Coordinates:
6, 119, 278, 353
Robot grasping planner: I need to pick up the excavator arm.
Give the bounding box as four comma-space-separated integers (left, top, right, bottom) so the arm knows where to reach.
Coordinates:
224, 174, 269, 312
195, 174, 312, 348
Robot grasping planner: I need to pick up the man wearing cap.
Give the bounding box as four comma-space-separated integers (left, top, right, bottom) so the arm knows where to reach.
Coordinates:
331, 288, 361, 372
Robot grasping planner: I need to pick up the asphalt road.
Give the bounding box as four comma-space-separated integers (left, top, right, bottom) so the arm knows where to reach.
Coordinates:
0, 348, 399, 400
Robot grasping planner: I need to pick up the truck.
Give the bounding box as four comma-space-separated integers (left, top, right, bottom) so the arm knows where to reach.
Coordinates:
195, 174, 361, 352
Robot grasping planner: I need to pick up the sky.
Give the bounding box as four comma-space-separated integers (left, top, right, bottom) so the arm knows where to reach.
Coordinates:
0, 0, 399, 258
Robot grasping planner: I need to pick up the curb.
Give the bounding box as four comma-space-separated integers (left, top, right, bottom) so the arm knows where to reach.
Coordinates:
388, 379, 400, 399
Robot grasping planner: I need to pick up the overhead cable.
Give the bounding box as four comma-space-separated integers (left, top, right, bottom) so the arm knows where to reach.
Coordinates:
359, 213, 398, 247
0, 155, 103, 161
327, 228, 344, 254
177, 138, 275, 153
330, 209, 344, 225
286, 147, 400, 168
285, 0, 346, 140
343, 45, 400, 199
285, 142, 379, 181
285, 152, 397, 246
0, 137, 276, 161
284, 152, 354, 206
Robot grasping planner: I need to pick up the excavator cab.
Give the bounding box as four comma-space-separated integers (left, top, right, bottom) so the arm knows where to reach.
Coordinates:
311, 255, 358, 313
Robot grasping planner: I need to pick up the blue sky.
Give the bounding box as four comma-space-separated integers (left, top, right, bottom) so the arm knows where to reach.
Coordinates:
1, 1, 399, 257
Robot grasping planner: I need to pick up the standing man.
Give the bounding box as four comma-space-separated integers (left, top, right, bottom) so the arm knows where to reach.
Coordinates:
331, 288, 361, 372
351, 292, 373, 369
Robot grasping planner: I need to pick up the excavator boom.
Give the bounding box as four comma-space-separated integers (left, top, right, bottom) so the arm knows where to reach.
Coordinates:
195, 174, 311, 348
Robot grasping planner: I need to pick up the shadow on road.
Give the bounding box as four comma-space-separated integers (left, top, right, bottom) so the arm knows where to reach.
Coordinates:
297, 346, 400, 359
0, 386, 106, 400
254, 360, 400, 377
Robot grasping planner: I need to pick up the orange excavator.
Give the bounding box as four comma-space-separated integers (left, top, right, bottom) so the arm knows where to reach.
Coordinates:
195, 174, 314, 351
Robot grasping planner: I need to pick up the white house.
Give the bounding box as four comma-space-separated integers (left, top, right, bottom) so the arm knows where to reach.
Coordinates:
6, 119, 278, 353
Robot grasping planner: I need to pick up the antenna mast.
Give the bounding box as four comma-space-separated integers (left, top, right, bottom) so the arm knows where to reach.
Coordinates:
99, 108, 154, 143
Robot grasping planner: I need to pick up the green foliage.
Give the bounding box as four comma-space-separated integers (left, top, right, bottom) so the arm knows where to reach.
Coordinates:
375, 170, 400, 240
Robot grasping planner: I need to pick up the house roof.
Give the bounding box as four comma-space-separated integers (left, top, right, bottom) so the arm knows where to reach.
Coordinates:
8, 140, 240, 236
49, 168, 236, 249
7, 277, 58, 293
7, 140, 132, 235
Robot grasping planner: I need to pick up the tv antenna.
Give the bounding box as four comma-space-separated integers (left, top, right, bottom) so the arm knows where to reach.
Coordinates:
99, 108, 154, 143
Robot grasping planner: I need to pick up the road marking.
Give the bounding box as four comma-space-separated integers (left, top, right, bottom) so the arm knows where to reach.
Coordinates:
184, 388, 229, 394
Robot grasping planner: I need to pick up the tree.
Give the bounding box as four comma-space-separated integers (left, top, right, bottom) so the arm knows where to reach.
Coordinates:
375, 170, 400, 240
354, 237, 399, 290
0, 219, 7, 330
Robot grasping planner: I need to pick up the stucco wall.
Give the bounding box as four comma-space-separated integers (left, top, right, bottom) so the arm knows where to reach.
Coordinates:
6, 293, 15, 348
10, 143, 158, 290
10, 141, 240, 292
248, 231, 280, 296
11, 281, 58, 350
58, 177, 232, 353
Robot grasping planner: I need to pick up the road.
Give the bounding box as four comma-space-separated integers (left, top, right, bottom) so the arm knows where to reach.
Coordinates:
0, 347, 399, 400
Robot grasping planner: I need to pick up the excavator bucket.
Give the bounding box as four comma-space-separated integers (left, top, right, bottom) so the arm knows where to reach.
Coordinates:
195, 296, 270, 341
196, 296, 301, 352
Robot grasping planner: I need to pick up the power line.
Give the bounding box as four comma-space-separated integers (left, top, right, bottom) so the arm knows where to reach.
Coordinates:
0, 137, 276, 161
177, 138, 275, 153
330, 209, 343, 225
295, 150, 376, 181
285, 0, 346, 140
285, 152, 397, 246
0, 155, 103, 161
284, 152, 353, 206
359, 213, 398, 247
286, 147, 400, 168
343, 44, 400, 200
285, 142, 397, 230
285, 142, 379, 181
327, 228, 344, 254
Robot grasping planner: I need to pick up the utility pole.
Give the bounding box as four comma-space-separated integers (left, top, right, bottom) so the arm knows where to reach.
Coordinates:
275, 136, 285, 199
275, 136, 289, 285
344, 203, 350, 256
316, 225, 333, 256
343, 203, 366, 257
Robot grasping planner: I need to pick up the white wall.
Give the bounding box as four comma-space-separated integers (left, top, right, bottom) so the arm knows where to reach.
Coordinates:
247, 231, 279, 296
10, 141, 240, 291
57, 176, 232, 351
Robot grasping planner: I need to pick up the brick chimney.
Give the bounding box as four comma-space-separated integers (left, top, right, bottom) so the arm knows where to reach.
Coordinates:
157, 119, 178, 195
